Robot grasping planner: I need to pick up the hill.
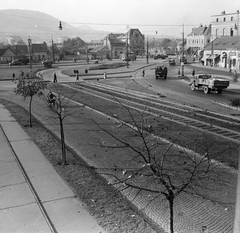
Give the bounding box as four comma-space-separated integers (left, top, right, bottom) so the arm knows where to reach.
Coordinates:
0, 9, 109, 43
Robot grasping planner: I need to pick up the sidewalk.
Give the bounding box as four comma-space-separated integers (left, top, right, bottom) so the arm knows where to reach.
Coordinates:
0, 104, 105, 233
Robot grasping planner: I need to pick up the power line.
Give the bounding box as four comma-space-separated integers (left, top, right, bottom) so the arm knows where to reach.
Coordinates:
0, 12, 197, 27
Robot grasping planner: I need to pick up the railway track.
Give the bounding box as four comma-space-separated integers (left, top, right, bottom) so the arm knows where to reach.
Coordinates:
62, 81, 240, 143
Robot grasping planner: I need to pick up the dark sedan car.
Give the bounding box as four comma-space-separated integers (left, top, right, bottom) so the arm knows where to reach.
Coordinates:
9, 60, 24, 66
154, 54, 168, 60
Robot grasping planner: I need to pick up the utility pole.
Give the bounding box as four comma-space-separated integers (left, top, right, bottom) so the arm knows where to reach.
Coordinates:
51, 39, 55, 62
237, 10, 239, 36
146, 36, 149, 64
28, 38, 32, 71
126, 31, 129, 68
181, 24, 184, 76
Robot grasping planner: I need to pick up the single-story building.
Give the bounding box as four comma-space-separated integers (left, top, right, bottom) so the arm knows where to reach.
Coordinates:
0, 47, 16, 63
202, 36, 240, 70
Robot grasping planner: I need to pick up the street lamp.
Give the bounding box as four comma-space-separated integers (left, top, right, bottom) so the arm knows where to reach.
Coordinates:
181, 24, 185, 76
126, 31, 129, 68
28, 38, 32, 70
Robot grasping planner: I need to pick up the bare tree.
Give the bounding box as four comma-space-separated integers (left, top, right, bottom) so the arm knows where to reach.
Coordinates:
91, 102, 226, 233
41, 85, 84, 165
13, 71, 47, 127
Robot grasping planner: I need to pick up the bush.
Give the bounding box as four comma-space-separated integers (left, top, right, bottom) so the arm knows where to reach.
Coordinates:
228, 96, 240, 106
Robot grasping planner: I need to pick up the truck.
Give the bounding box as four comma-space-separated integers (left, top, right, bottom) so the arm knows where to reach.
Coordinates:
155, 66, 168, 79
190, 74, 230, 94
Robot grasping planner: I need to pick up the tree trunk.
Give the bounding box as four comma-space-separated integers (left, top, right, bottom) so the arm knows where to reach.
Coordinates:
169, 193, 174, 233
59, 118, 66, 164
29, 95, 33, 127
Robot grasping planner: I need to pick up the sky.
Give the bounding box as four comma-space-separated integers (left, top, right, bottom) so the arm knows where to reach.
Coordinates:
0, 0, 240, 37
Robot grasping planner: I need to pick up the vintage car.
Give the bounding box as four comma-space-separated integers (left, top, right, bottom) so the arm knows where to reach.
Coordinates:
190, 74, 230, 94
155, 66, 168, 79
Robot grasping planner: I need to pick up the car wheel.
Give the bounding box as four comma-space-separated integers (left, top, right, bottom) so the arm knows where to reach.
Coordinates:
217, 89, 222, 94
203, 86, 211, 94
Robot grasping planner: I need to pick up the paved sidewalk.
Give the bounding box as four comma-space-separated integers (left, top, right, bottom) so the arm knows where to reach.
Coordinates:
0, 104, 105, 233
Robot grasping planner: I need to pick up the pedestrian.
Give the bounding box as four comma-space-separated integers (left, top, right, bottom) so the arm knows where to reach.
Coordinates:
12, 73, 15, 79
103, 72, 107, 79
53, 72, 57, 83
234, 70, 238, 82
85, 69, 88, 75
192, 69, 195, 77
142, 69, 145, 77
76, 70, 79, 81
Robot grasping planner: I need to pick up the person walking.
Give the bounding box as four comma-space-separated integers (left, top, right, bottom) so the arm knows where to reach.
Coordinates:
192, 69, 195, 77
53, 72, 58, 83
142, 69, 145, 77
76, 71, 79, 82
234, 70, 238, 82
103, 72, 107, 79
85, 69, 88, 75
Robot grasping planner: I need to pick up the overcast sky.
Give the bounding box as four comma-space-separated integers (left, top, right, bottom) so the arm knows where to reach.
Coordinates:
0, 0, 240, 36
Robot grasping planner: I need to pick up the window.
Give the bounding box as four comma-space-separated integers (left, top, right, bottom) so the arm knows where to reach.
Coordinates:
223, 17, 226, 22
231, 16, 233, 21
230, 28, 233, 36
216, 18, 218, 22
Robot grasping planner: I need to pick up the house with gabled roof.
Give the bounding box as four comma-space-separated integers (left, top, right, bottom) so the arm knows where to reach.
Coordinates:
0, 47, 16, 63
117, 29, 145, 55
202, 36, 240, 69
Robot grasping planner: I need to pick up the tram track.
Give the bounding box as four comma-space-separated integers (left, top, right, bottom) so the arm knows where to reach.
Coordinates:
59, 81, 240, 143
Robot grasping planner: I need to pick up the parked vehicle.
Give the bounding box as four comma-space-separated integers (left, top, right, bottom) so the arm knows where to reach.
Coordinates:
154, 54, 168, 60
190, 74, 230, 94
17, 56, 29, 65
121, 53, 136, 61
9, 60, 23, 66
169, 59, 176, 65
155, 66, 168, 79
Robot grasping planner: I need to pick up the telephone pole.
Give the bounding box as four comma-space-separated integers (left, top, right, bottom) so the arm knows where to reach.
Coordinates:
51, 39, 55, 62
146, 36, 149, 64
181, 24, 184, 76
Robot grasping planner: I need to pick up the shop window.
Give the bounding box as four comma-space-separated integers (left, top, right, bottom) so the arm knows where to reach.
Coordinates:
230, 28, 234, 36
233, 59, 236, 67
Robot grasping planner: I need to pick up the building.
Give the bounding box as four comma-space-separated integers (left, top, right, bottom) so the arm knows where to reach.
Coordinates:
186, 24, 211, 56
12, 43, 49, 62
104, 33, 126, 59
89, 45, 110, 59
117, 29, 145, 55
211, 10, 240, 40
201, 36, 240, 70
0, 47, 16, 63
101, 29, 145, 59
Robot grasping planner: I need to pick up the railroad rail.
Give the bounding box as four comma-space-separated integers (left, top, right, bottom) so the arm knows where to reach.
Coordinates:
62, 81, 240, 143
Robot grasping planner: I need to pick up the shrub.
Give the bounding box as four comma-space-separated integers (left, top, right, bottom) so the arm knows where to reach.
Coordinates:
228, 96, 240, 106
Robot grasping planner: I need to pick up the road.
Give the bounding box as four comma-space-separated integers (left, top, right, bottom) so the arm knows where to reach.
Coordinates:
140, 61, 238, 106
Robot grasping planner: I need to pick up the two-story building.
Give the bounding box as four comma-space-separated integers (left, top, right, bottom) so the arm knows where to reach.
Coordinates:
99, 29, 145, 59
117, 29, 145, 55
211, 10, 240, 40
186, 24, 211, 56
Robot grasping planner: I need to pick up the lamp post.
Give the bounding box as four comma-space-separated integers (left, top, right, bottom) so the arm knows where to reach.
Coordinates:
28, 38, 32, 70
126, 31, 129, 68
